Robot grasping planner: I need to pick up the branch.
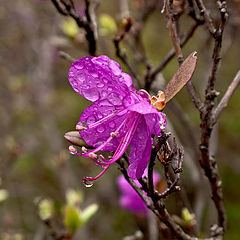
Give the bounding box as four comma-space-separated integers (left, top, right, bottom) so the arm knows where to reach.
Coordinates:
50, 0, 97, 55
213, 70, 240, 121
113, 18, 142, 88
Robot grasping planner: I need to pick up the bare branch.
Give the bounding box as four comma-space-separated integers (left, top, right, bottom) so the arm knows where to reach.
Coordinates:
213, 70, 240, 121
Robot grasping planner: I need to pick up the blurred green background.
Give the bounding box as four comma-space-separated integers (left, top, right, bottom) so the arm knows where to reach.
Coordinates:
0, 0, 240, 239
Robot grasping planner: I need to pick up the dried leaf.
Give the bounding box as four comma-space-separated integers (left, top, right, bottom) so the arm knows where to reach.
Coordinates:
164, 52, 197, 103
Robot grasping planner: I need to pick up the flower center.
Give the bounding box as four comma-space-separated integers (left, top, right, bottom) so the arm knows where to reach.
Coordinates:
150, 90, 166, 111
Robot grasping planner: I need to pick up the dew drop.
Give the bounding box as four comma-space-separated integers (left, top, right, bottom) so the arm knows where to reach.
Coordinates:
109, 60, 122, 75
103, 78, 108, 84
97, 125, 105, 133
97, 112, 103, 119
77, 73, 85, 83
82, 178, 93, 188
120, 73, 132, 87
109, 121, 116, 128
109, 92, 122, 105
86, 115, 96, 124
74, 62, 84, 70
99, 99, 113, 107
123, 95, 134, 107
82, 88, 100, 102
97, 82, 104, 88
90, 71, 98, 78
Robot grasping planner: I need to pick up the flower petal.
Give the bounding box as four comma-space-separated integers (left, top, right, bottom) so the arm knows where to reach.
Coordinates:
79, 100, 128, 151
144, 112, 167, 136
127, 101, 158, 115
127, 117, 152, 179
69, 56, 133, 102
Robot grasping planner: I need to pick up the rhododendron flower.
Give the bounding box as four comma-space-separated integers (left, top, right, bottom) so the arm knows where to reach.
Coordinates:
68, 56, 166, 185
117, 169, 160, 216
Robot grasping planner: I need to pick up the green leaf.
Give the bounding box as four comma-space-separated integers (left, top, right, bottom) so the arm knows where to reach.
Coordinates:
81, 204, 99, 225
99, 14, 117, 36
0, 189, 9, 202
61, 18, 79, 38
66, 189, 83, 207
38, 199, 54, 220
64, 206, 82, 233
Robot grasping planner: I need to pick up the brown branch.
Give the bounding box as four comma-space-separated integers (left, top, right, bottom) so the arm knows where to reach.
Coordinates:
199, 0, 228, 232
50, 0, 97, 55
145, 21, 200, 92
194, 0, 217, 36
117, 158, 198, 240
113, 19, 142, 88
164, 2, 203, 111
213, 70, 240, 121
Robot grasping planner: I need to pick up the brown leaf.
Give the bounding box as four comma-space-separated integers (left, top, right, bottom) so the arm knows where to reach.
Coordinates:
164, 52, 197, 103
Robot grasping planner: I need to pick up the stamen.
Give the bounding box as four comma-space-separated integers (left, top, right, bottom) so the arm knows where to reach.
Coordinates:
110, 132, 119, 138
100, 112, 141, 165
89, 152, 97, 159
69, 145, 77, 154
80, 114, 131, 159
87, 108, 128, 130
81, 146, 88, 153
76, 125, 87, 131
76, 121, 88, 131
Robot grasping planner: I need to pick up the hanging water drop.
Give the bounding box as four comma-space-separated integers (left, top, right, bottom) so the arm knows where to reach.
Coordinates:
82, 178, 93, 188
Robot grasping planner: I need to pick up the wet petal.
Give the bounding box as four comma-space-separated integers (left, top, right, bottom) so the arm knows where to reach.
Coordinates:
79, 100, 128, 151
144, 112, 167, 136
69, 56, 133, 102
128, 117, 153, 179
127, 101, 159, 115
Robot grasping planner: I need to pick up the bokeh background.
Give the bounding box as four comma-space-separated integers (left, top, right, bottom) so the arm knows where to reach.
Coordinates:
0, 0, 240, 239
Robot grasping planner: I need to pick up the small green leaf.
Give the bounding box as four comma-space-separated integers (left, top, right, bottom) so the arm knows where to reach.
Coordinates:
81, 204, 99, 225
61, 18, 79, 38
66, 189, 83, 207
99, 14, 117, 36
38, 199, 54, 220
64, 206, 82, 233
181, 208, 195, 224
0, 189, 9, 202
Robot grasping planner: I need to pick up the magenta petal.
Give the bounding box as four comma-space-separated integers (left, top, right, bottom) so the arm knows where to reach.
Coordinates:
144, 112, 167, 136
117, 170, 161, 215
69, 56, 133, 102
79, 101, 128, 151
127, 101, 159, 115
127, 117, 153, 179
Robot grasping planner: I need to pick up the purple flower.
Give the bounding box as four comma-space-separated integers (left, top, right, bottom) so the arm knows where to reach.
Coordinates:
117, 169, 160, 216
68, 56, 166, 184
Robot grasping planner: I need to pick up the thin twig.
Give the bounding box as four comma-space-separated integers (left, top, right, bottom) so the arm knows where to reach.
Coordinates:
214, 70, 240, 121
50, 0, 97, 55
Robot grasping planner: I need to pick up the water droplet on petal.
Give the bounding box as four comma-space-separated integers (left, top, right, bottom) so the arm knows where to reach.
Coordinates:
120, 73, 132, 87
123, 95, 134, 107
77, 73, 85, 83
86, 115, 96, 124
82, 178, 93, 188
109, 60, 122, 76
109, 121, 116, 129
103, 78, 108, 84
97, 82, 104, 88
99, 99, 113, 107
97, 125, 105, 133
82, 88, 100, 102
74, 62, 84, 70
109, 92, 122, 105
97, 112, 103, 119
